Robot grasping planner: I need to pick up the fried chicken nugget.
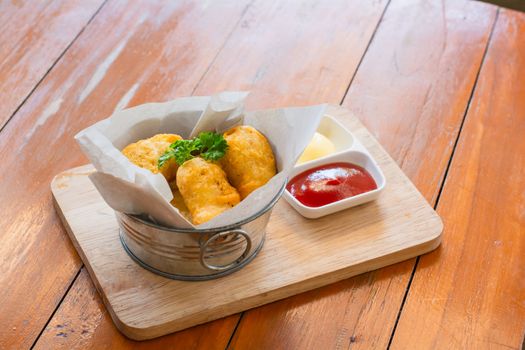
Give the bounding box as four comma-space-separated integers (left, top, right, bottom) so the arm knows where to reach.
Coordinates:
121, 133, 181, 182
168, 180, 192, 222
176, 157, 241, 225
221, 125, 276, 199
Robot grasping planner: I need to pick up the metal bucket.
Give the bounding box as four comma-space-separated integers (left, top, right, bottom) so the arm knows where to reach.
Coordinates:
117, 183, 285, 281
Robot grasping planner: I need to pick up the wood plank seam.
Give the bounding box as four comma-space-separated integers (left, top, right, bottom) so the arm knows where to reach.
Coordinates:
29, 268, 83, 350
6, 3, 114, 347
190, 0, 255, 96
389, 8, 525, 347
0, 0, 109, 136
338, 0, 392, 105
384, 7, 501, 349
225, 313, 245, 349
0, 1, 111, 347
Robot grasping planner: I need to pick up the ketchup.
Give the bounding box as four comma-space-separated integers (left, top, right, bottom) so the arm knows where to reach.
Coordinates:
287, 162, 377, 207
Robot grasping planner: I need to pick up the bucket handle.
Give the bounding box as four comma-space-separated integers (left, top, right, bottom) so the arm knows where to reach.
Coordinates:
199, 229, 252, 271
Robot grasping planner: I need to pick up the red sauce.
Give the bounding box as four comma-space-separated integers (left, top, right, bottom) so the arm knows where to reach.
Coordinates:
287, 162, 377, 207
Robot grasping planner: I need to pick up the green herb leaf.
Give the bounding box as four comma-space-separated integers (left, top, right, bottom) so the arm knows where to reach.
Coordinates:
158, 132, 228, 168
158, 139, 196, 167
158, 149, 176, 169
197, 131, 228, 161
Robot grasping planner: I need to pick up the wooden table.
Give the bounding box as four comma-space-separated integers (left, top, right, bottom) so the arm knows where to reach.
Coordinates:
1, 1, 523, 349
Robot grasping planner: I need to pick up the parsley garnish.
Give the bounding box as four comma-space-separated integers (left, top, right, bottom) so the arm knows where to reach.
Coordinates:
158, 132, 228, 168
197, 131, 229, 161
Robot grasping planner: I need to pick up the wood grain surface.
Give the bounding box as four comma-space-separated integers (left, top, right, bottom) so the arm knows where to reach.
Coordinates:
228, 1, 498, 349
31, 0, 390, 347
0, 0, 105, 130
49, 105, 442, 340
193, 0, 389, 108
33, 268, 240, 350
1, 0, 523, 348
390, 9, 525, 349
0, 0, 251, 348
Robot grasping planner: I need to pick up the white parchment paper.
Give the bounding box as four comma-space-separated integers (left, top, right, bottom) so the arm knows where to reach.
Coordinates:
75, 92, 326, 229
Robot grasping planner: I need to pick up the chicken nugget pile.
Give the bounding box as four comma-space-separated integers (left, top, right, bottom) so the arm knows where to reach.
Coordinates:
121, 126, 276, 225
121, 134, 181, 182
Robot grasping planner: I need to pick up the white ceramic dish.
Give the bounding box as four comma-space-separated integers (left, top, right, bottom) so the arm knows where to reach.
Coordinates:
296, 114, 368, 165
284, 150, 386, 218
316, 114, 354, 154
285, 114, 386, 218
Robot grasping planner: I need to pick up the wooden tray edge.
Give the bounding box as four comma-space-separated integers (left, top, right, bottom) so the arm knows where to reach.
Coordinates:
51, 169, 442, 340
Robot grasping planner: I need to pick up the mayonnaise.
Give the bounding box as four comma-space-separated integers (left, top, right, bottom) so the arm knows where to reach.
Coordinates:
297, 132, 336, 164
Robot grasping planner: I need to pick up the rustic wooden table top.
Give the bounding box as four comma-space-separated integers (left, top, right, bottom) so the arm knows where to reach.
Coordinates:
1, 0, 523, 349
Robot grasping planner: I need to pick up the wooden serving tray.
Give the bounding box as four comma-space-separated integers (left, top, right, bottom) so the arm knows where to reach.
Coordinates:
51, 105, 442, 340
